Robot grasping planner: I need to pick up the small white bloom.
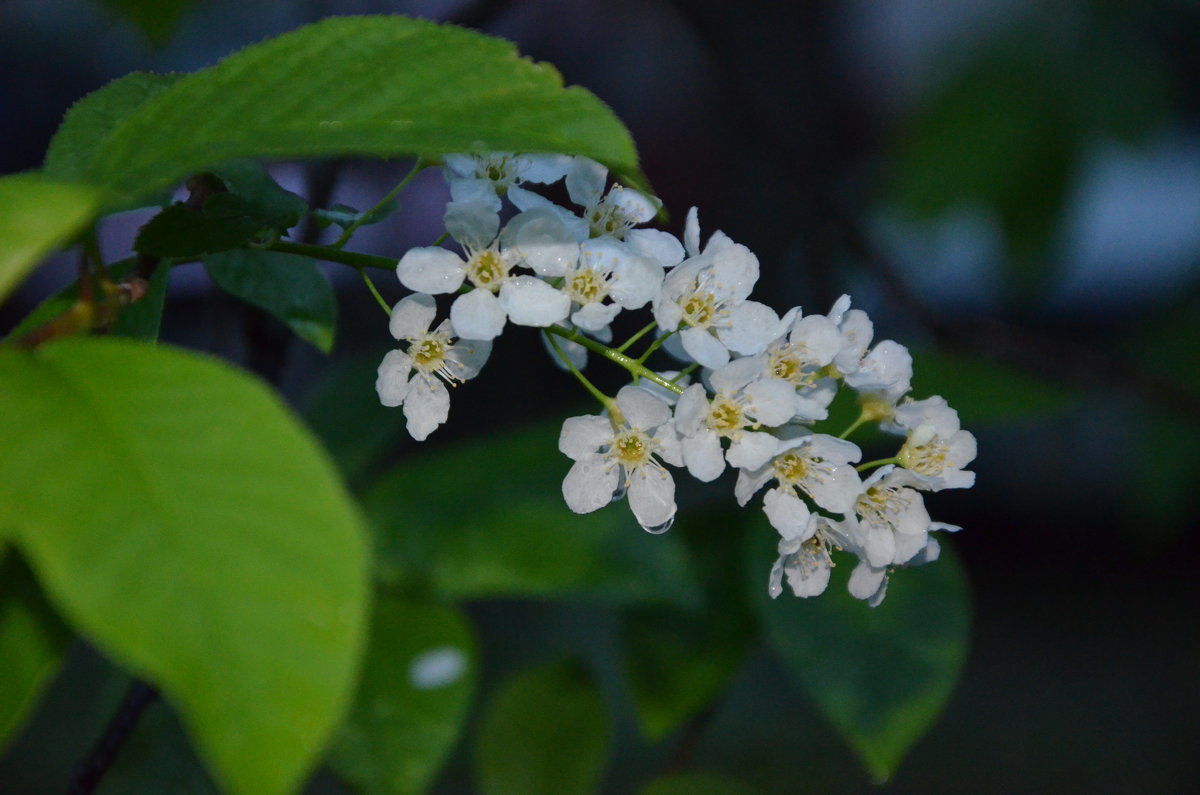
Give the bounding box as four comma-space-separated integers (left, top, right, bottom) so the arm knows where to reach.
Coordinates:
827, 295, 874, 377
674, 358, 796, 481
653, 226, 781, 369
510, 157, 684, 269
768, 517, 849, 599
839, 465, 932, 569
890, 396, 977, 490
736, 434, 864, 535
396, 202, 570, 341
755, 306, 845, 421
442, 152, 571, 210
559, 385, 683, 532
375, 294, 491, 441
560, 238, 664, 335
843, 339, 913, 406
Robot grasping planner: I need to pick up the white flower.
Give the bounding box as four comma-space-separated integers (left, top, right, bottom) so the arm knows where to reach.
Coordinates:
559, 238, 664, 336
843, 339, 913, 405
844, 530, 953, 608
558, 385, 683, 532
890, 396, 977, 490
395, 201, 571, 341
756, 305, 845, 421
827, 295, 874, 377
735, 434, 864, 537
653, 225, 781, 369
442, 152, 571, 210
375, 294, 491, 441
838, 465, 933, 569
768, 516, 849, 599
674, 357, 797, 481
510, 157, 684, 269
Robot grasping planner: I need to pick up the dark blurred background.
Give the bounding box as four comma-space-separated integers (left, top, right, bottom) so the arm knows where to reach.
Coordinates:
2, 0, 1199, 792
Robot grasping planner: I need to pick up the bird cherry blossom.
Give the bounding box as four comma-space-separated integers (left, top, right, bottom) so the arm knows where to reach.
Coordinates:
375, 293, 491, 441
442, 152, 571, 210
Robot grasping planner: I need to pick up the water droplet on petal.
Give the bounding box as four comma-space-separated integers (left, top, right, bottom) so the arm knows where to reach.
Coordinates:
768, 580, 783, 599
610, 482, 627, 503
642, 516, 674, 534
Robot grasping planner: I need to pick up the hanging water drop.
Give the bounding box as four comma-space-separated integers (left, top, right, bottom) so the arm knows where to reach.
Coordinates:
642, 515, 674, 534
609, 482, 627, 503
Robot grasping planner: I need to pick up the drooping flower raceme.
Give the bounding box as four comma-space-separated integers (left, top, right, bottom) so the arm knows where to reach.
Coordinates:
375, 293, 491, 441
371, 149, 977, 609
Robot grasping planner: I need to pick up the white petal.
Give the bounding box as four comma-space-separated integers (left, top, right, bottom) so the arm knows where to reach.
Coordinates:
609, 251, 664, 309
627, 466, 676, 531
848, 561, 889, 604
709, 243, 759, 301
397, 247, 466, 295
616, 384, 672, 430
744, 377, 798, 427
403, 374, 450, 441
763, 488, 812, 541
388, 293, 437, 340
790, 314, 842, 366
562, 457, 618, 514
566, 157, 607, 207
673, 383, 709, 436
835, 309, 873, 374
625, 228, 684, 269
785, 555, 830, 598
862, 522, 896, 568
375, 350, 413, 407
653, 293, 685, 332
559, 415, 614, 460
498, 276, 571, 327
448, 178, 502, 211
683, 206, 701, 257
450, 288, 506, 341
681, 429, 725, 482
680, 326, 730, 369
572, 301, 621, 332
735, 464, 773, 506
726, 431, 780, 471
808, 465, 863, 514
507, 209, 579, 276
709, 355, 762, 394
443, 337, 492, 380
442, 154, 476, 178
507, 184, 556, 212
516, 153, 572, 184
893, 528, 929, 565
718, 301, 781, 356
444, 201, 499, 251
653, 426, 684, 467
844, 339, 913, 394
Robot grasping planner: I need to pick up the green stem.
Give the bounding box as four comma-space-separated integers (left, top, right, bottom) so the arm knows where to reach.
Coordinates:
671, 362, 700, 383
432, 231, 450, 246
332, 158, 427, 248
636, 329, 675, 364
614, 321, 657, 354
838, 413, 869, 440
545, 332, 614, 411
546, 325, 685, 396
358, 268, 392, 317
267, 241, 395, 271
856, 456, 899, 472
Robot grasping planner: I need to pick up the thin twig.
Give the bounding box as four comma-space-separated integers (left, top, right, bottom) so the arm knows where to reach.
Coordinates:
67, 680, 159, 795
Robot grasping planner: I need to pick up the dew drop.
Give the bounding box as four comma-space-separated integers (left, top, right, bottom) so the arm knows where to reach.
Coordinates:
609, 482, 627, 503
642, 516, 674, 534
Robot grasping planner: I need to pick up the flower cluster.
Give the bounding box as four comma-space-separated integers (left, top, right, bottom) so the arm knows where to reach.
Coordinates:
376, 152, 976, 606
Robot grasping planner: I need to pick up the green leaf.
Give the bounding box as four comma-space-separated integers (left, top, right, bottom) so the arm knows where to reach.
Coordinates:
748, 528, 970, 783
98, 701, 219, 795
2, 260, 137, 343
909, 348, 1076, 425
101, 0, 197, 47
314, 201, 398, 232
641, 772, 760, 795
0, 174, 103, 302
134, 203, 261, 258
82, 16, 645, 205
43, 72, 183, 182
0, 338, 369, 795
363, 421, 698, 608
0, 554, 71, 751
623, 605, 747, 742
331, 595, 477, 795
209, 159, 308, 230
204, 249, 338, 353
475, 660, 610, 795
111, 261, 171, 341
